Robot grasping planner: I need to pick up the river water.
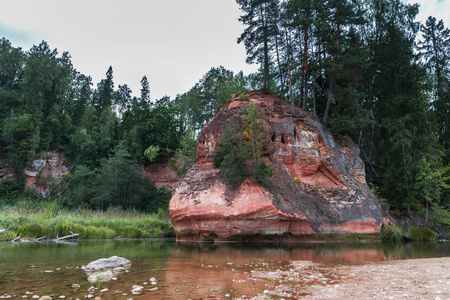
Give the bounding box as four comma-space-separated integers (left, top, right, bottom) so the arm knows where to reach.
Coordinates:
0, 239, 449, 299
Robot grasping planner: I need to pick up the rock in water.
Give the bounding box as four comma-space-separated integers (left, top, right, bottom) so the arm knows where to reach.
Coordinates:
82, 256, 131, 282
169, 91, 383, 242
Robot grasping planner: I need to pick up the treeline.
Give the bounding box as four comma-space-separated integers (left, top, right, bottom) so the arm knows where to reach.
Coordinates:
0, 0, 449, 224
0, 39, 253, 211
235, 0, 449, 223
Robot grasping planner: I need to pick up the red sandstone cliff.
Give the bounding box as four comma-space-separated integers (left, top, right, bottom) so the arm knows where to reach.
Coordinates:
169, 91, 382, 241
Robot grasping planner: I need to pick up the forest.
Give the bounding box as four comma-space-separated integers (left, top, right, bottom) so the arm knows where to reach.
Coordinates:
0, 0, 449, 226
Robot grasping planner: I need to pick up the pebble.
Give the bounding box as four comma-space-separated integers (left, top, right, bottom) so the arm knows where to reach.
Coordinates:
71, 284, 80, 289
131, 285, 144, 294
58, 296, 65, 299
151, 281, 157, 285
148, 288, 158, 292
149, 277, 156, 282
100, 288, 109, 292
39, 297, 52, 300
263, 290, 269, 295
225, 294, 230, 298
32, 297, 39, 299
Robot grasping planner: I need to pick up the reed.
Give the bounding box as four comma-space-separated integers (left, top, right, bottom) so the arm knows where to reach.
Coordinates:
0, 203, 174, 241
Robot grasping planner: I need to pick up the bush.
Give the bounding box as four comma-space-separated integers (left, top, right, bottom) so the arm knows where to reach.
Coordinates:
379, 225, 403, 242
410, 226, 436, 241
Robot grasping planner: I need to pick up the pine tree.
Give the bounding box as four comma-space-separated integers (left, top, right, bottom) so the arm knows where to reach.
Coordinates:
418, 16, 450, 150
237, 0, 279, 90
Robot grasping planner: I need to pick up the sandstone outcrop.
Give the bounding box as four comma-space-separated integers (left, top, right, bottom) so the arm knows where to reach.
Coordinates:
0, 150, 67, 197
169, 91, 382, 241
144, 155, 179, 192
24, 150, 68, 196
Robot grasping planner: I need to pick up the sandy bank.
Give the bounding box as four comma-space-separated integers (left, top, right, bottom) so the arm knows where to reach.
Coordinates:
245, 257, 450, 300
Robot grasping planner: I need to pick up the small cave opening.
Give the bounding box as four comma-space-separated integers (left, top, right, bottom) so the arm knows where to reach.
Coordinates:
281, 136, 286, 144
271, 134, 275, 142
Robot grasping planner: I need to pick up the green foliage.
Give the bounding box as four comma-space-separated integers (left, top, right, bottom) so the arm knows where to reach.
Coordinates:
214, 103, 273, 186
379, 225, 403, 243
59, 148, 171, 212
409, 226, 436, 241
168, 129, 198, 176
0, 206, 174, 239
214, 120, 249, 186
144, 145, 160, 162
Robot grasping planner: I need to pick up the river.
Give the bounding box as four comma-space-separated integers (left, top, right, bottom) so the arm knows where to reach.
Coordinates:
0, 240, 449, 299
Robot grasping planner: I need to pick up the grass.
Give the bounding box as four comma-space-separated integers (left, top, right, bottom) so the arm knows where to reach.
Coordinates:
0, 203, 174, 241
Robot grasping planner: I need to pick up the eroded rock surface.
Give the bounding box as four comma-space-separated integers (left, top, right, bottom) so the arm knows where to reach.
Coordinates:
169, 91, 382, 241
144, 155, 179, 192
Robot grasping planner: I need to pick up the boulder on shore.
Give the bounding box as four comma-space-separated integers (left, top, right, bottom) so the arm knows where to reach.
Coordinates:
169, 91, 383, 242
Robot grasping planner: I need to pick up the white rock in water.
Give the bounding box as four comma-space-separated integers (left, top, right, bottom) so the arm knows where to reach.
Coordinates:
87, 275, 98, 283
83, 256, 131, 271
131, 285, 144, 294
149, 277, 156, 282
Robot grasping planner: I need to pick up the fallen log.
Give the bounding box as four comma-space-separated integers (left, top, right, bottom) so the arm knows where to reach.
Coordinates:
35, 236, 47, 242
55, 232, 80, 242
12, 236, 21, 242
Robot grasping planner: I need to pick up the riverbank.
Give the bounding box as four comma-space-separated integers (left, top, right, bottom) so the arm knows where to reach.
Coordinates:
241, 257, 450, 300
0, 205, 174, 241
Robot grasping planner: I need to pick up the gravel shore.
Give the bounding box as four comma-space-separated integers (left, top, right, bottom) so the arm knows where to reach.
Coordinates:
244, 257, 450, 300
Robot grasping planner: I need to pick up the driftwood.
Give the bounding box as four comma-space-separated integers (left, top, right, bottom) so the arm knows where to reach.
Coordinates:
35, 236, 47, 242
12, 236, 21, 242
0, 229, 6, 234
55, 232, 80, 242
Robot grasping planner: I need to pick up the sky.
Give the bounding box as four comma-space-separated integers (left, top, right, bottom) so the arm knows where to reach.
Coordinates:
0, 0, 259, 100
1, 0, 449, 101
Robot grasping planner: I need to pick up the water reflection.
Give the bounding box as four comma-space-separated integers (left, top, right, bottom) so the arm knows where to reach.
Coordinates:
0, 240, 448, 299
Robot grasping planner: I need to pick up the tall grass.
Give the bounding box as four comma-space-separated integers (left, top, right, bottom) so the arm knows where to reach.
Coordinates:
0, 202, 174, 241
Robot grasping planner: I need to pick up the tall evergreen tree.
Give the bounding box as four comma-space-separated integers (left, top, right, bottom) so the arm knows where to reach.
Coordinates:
418, 16, 450, 150
237, 0, 279, 90
95, 66, 114, 109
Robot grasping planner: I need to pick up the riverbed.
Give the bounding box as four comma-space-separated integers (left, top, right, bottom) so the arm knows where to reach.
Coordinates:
0, 240, 448, 299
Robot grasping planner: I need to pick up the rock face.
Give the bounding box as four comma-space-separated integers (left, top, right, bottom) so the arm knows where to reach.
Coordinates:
144, 155, 180, 192
0, 150, 67, 197
24, 150, 67, 196
169, 91, 383, 242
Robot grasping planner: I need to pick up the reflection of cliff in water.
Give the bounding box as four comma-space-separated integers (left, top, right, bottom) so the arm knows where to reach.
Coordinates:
158, 242, 449, 299
171, 242, 389, 265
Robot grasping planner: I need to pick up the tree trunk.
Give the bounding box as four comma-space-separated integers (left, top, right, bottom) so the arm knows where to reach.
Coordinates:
275, 34, 284, 98
323, 73, 334, 124
302, 23, 309, 110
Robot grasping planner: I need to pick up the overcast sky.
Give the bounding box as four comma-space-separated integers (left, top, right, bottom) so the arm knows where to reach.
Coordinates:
1, 0, 449, 100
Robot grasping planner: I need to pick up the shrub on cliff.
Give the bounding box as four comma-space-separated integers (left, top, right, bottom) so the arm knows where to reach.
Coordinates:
214, 103, 273, 187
